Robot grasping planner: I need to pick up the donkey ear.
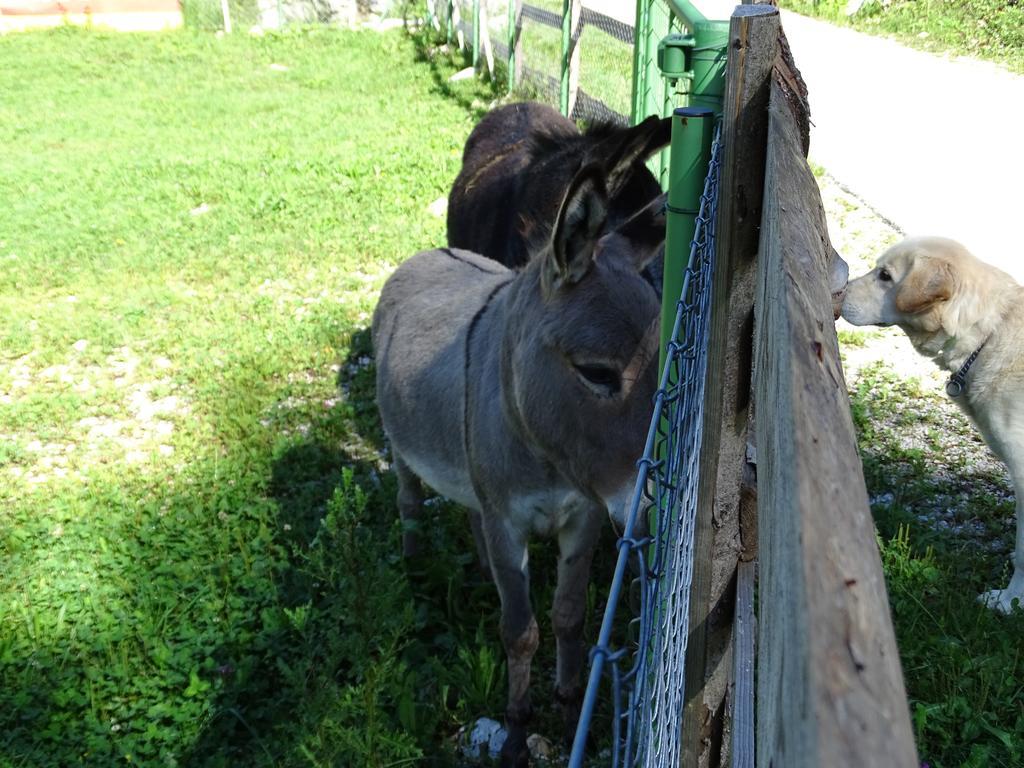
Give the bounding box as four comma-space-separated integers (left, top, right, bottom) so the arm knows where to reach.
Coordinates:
604, 115, 672, 196
606, 192, 667, 271
546, 163, 608, 291
895, 258, 956, 314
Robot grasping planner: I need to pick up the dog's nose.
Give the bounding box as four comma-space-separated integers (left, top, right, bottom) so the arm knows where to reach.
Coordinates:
829, 248, 850, 320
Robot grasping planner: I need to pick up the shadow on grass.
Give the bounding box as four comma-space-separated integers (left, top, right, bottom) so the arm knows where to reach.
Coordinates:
172, 331, 516, 767
407, 25, 500, 121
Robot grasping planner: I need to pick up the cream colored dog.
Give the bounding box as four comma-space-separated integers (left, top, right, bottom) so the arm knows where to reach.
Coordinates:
842, 236, 1024, 613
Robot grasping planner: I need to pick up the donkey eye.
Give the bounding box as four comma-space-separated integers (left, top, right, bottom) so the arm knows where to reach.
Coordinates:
878, 268, 893, 282
573, 363, 622, 397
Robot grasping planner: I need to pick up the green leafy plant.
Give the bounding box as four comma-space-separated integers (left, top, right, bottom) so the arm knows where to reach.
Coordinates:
848, 363, 1024, 767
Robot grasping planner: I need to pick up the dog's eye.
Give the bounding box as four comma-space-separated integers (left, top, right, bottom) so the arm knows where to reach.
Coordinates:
573, 362, 622, 397
878, 268, 892, 282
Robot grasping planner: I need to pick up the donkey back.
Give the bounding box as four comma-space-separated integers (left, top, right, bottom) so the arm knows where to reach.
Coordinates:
447, 101, 670, 273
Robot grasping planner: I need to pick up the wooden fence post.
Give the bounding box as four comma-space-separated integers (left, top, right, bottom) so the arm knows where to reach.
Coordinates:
472, 0, 481, 69
507, 0, 522, 91
479, 1, 494, 76
220, 0, 232, 33
681, 6, 779, 767
753, 72, 919, 768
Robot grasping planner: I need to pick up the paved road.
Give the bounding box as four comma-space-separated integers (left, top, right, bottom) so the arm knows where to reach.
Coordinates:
780, 10, 1024, 282
582, 4, 1022, 280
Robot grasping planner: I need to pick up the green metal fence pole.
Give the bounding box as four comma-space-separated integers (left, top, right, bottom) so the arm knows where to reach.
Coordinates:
472, 0, 481, 69
630, 0, 649, 124
446, 0, 453, 43
688, 18, 729, 113
637, 2, 672, 181
658, 106, 715, 375
507, 0, 516, 92
560, 0, 571, 116
425, 0, 433, 30
667, 0, 706, 27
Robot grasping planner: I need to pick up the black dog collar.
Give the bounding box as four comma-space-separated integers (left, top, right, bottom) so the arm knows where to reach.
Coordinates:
946, 344, 985, 398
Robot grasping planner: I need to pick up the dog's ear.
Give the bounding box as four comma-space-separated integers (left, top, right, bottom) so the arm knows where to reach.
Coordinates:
895, 258, 956, 314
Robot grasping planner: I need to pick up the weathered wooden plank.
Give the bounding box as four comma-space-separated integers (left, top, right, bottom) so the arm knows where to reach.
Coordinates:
753, 77, 918, 768
682, 6, 779, 768
510, 0, 523, 88
730, 560, 755, 768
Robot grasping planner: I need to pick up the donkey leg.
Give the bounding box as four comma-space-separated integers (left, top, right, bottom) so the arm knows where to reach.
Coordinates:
392, 453, 424, 558
482, 514, 537, 768
469, 510, 493, 581
552, 505, 603, 746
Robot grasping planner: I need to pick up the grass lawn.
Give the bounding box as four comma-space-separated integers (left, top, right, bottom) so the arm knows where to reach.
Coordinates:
0, 23, 564, 767
779, 0, 1024, 73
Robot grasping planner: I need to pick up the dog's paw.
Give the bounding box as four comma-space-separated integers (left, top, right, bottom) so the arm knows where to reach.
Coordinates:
977, 588, 1023, 614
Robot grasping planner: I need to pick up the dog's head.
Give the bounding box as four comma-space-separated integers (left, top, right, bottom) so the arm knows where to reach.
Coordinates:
841, 237, 967, 334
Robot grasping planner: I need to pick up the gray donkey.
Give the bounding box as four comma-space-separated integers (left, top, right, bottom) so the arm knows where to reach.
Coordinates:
373, 163, 664, 766
447, 101, 670, 277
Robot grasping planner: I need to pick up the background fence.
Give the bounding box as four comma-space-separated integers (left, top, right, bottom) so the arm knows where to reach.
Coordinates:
181, 0, 379, 34
426, 0, 638, 124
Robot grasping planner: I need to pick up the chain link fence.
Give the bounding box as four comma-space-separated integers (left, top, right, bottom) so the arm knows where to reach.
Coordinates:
568, 123, 721, 767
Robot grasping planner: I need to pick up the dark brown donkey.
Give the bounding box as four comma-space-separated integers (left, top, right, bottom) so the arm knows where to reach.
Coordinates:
447, 101, 670, 278
374, 164, 664, 766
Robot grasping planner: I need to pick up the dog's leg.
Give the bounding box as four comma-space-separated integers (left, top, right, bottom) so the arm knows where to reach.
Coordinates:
1009, 490, 1024, 608
979, 456, 1024, 613
469, 509, 493, 580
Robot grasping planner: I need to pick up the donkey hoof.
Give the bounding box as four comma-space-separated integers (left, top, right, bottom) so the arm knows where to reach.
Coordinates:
500, 732, 530, 768
401, 532, 420, 559
555, 686, 583, 747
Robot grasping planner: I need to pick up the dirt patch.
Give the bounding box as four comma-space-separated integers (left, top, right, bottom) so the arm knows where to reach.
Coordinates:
1, 345, 190, 484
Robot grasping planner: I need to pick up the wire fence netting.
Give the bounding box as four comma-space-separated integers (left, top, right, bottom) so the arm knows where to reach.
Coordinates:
569, 125, 722, 768
576, 7, 633, 121
428, 0, 637, 124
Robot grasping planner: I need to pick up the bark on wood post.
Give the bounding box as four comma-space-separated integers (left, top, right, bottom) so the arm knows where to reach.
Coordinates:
752, 77, 919, 768
680, 6, 778, 767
